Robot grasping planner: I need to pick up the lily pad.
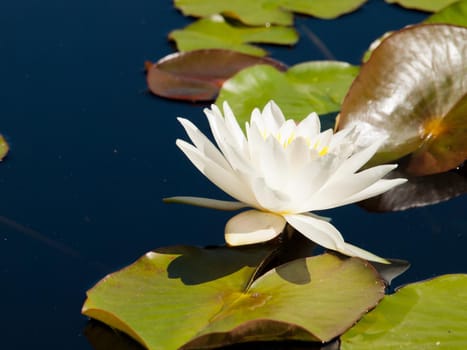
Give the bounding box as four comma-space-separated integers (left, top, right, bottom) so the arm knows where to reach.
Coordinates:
341, 274, 467, 350
174, 0, 293, 26
0, 135, 9, 161
282, 0, 368, 19
82, 246, 385, 349
169, 16, 299, 57
146, 49, 287, 101
425, 0, 467, 26
385, 0, 459, 12
336, 24, 467, 175
216, 61, 359, 128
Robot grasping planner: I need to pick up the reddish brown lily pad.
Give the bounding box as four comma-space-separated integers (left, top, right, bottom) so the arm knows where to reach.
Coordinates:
146, 49, 287, 101
336, 24, 467, 175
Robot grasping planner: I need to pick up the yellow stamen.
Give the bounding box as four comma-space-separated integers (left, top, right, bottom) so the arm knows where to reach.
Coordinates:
422, 118, 445, 140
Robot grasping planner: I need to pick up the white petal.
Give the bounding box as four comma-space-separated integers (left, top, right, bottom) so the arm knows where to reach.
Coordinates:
332, 138, 384, 178
262, 101, 284, 134
325, 178, 407, 208
163, 196, 249, 211
284, 213, 346, 251
225, 210, 286, 246
295, 112, 320, 139
341, 242, 390, 264
251, 177, 290, 212
177, 117, 230, 171
260, 136, 288, 190
176, 139, 257, 206
222, 102, 247, 152
307, 164, 399, 210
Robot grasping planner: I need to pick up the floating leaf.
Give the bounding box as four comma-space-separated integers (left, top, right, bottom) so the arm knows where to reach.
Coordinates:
146, 49, 287, 101
425, 0, 467, 26
341, 274, 467, 350
336, 24, 467, 175
385, 0, 459, 12
169, 16, 298, 57
82, 246, 385, 349
0, 134, 9, 161
282, 0, 368, 19
359, 162, 467, 212
217, 61, 359, 127
174, 0, 293, 26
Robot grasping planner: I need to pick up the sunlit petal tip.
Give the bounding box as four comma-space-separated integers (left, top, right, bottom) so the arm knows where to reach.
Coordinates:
341, 243, 391, 264
225, 210, 286, 246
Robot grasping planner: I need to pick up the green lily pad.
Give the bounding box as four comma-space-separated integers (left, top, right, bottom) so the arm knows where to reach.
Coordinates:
169, 16, 298, 57
282, 0, 368, 19
174, 0, 293, 26
174, 0, 369, 24
336, 24, 467, 175
0, 135, 8, 161
82, 246, 385, 349
385, 0, 459, 12
146, 49, 287, 101
216, 61, 359, 128
341, 274, 467, 350
425, 0, 467, 26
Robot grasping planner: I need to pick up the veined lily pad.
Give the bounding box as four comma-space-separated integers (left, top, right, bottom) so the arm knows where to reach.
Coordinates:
169, 16, 298, 57
82, 246, 385, 349
336, 24, 467, 175
385, 0, 459, 12
425, 0, 467, 26
0, 135, 9, 161
146, 49, 287, 101
216, 61, 359, 128
341, 274, 467, 350
174, 0, 293, 26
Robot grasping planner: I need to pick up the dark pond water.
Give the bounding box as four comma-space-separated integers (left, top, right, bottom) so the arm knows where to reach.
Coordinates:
1, 1, 465, 349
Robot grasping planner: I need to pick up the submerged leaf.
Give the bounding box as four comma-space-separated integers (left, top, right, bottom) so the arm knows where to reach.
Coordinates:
82, 246, 385, 349
385, 0, 459, 12
341, 274, 467, 350
425, 0, 467, 26
217, 61, 359, 127
146, 50, 287, 101
336, 24, 467, 175
0, 135, 9, 161
282, 0, 368, 19
169, 16, 298, 57
174, 0, 293, 26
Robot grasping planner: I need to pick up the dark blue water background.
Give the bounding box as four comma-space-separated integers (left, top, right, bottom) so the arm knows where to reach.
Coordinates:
0, 1, 465, 348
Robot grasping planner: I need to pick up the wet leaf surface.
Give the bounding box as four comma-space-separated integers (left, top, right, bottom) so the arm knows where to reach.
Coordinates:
341, 274, 467, 350
146, 49, 287, 101
82, 246, 385, 349
169, 16, 298, 57
336, 24, 467, 175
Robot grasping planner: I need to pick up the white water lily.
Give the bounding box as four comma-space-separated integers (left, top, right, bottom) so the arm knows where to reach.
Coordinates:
165, 101, 406, 263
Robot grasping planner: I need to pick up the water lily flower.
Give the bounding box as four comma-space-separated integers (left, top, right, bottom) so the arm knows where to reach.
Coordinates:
165, 101, 406, 263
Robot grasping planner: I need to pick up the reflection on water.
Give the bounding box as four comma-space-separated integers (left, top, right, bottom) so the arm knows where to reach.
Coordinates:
85, 320, 339, 350
1, 0, 463, 349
